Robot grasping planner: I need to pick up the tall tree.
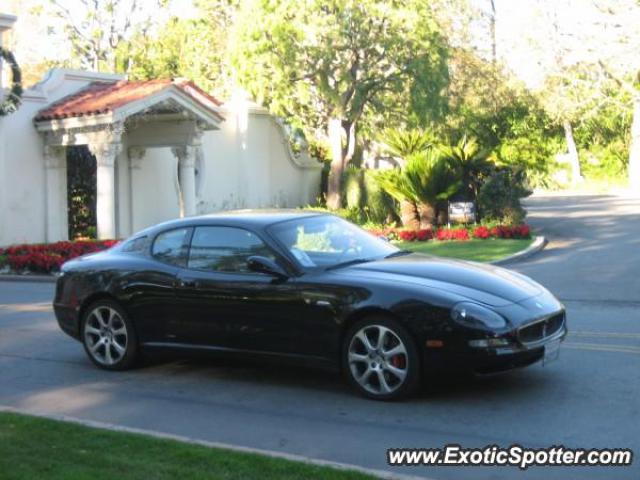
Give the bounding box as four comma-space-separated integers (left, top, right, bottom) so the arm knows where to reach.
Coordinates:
127, 0, 239, 97
232, 0, 449, 208
47, 0, 164, 72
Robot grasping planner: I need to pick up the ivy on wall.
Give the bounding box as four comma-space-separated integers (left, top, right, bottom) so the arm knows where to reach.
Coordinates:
0, 47, 22, 116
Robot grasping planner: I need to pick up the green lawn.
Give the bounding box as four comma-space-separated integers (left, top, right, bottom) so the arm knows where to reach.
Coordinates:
397, 238, 534, 262
0, 412, 375, 480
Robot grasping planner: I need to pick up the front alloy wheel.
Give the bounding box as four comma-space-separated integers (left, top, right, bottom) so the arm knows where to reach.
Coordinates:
82, 300, 137, 370
344, 318, 419, 400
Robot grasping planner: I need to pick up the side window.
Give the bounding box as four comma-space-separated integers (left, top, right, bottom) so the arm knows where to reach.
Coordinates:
188, 226, 276, 273
152, 228, 189, 266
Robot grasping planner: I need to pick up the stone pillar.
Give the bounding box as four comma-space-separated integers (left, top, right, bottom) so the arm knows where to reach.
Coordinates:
172, 146, 197, 217
43, 145, 68, 242
88, 124, 124, 240
90, 143, 121, 239
128, 147, 145, 234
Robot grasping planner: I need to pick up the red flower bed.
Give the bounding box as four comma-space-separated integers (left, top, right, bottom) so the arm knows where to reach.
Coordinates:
0, 240, 118, 274
368, 224, 531, 243
472, 225, 491, 239
436, 228, 470, 241
397, 229, 416, 241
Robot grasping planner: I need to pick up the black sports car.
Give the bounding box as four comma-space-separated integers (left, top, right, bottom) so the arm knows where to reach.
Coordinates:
54, 211, 566, 400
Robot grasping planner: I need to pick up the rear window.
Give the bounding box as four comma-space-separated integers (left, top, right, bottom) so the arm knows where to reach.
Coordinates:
120, 236, 148, 253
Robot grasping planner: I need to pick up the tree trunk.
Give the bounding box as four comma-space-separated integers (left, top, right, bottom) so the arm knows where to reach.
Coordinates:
418, 203, 436, 228
399, 200, 420, 229
326, 118, 344, 209
628, 95, 640, 190
563, 120, 582, 183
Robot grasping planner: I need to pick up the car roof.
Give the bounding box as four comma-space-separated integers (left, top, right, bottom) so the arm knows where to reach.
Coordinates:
136, 209, 327, 237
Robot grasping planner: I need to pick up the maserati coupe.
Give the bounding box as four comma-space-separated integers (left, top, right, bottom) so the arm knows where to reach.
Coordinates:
53, 211, 566, 400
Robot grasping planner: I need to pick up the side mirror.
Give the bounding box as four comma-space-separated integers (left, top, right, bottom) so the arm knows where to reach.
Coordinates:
247, 256, 288, 279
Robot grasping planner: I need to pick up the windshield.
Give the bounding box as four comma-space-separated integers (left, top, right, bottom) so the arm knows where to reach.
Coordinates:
267, 215, 399, 269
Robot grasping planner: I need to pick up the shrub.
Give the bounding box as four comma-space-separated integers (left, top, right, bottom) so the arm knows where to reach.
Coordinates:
398, 230, 417, 241
0, 240, 118, 274
472, 225, 491, 239
363, 169, 398, 224
436, 228, 470, 241
342, 166, 366, 210
477, 168, 531, 223
416, 229, 434, 241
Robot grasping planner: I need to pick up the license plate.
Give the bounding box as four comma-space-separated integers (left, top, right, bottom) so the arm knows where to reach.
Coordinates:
543, 339, 561, 365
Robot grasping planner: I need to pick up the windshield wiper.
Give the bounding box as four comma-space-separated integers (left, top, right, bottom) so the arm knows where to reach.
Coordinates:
326, 258, 373, 271
384, 250, 412, 259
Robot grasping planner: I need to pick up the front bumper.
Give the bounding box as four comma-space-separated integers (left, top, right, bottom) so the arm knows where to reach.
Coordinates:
469, 324, 567, 374
53, 302, 81, 340
423, 310, 568, 376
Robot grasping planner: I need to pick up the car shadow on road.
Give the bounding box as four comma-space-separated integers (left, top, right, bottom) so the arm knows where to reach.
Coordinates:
139, 350, 551, 403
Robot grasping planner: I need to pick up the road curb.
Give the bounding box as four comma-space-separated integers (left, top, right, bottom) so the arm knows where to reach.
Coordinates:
491, 235, 547, 266
0, 273, 57, 283
0, 405, 430, 480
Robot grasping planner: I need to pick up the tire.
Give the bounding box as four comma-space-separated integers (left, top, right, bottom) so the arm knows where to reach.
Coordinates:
342, 316, 421, 400
81, 299, 138, 371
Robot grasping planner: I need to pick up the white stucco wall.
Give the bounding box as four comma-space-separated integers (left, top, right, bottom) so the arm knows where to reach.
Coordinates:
0, 70, 124, 245
0, 69, 322, 245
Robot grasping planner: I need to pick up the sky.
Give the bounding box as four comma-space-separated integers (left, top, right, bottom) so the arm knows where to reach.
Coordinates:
3, 0, 639, 91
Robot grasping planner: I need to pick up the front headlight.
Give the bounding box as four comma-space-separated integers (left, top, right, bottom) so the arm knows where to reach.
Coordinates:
451, 302, 507, 330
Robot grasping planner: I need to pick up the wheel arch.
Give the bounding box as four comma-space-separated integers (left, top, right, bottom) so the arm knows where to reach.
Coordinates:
338, 307, 421, 367
77, 292, 126, 336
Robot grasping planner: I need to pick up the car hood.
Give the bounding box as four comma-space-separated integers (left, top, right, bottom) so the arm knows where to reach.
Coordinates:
342, 253, 544, 307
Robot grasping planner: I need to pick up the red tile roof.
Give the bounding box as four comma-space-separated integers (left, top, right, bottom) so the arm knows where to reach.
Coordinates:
35, 78, 224, 121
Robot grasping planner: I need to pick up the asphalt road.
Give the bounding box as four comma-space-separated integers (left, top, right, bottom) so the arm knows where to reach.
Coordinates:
1, 194, 639, 479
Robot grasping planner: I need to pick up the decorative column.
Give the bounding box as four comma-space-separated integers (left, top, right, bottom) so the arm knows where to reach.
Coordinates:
172, 146, 197, 217
89, 124, 124, 240
43, 145, 68, 242
127, 147, 145, 234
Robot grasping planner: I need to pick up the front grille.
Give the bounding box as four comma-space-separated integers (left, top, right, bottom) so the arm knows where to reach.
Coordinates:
518, 312, 565, 345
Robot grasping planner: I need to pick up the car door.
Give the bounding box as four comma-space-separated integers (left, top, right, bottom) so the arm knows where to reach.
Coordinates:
123, 227, 191, 344
174, 225, 311, 357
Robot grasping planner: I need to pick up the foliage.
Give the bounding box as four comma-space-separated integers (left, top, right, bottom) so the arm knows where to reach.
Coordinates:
46, 0, 166, 72
374, 149, 461, 226
477, 168, 532, 224
339, 167, 398, 224
232, 0, 450, 206
366, 223, 532, 242
67, 146, 97, 240
438, 135, 493, 201
381, 129, 435, 160
444, 50, 563, 187
572, 82, 633, 181
126, 1, 238, 98
0, 240, 118, 274
0, 47, 22, 116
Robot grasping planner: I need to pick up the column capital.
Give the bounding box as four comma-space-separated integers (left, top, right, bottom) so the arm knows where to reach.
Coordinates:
43, 145, 66, 169
172, 145, 197, 168
128, 147, 146, 169
90, 142, 122, 167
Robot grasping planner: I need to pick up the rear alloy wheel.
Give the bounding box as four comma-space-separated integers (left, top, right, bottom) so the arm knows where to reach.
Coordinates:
82, 300, 138, 370
344, 317, 420, 400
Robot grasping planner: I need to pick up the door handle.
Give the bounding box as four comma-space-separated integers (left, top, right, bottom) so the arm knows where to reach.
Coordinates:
179, 279, 198, 288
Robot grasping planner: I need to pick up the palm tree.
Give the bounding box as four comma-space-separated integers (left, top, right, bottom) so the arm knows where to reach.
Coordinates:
374, 150, 461, 227
439, 135, 493, 202
382, 128, 435, 163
